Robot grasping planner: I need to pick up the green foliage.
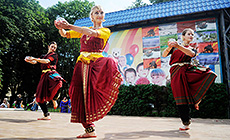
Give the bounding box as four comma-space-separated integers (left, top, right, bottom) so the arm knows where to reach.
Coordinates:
109, 84, 168, 116
109, 83, 229, 119
160, 34, 178, 46
149, 0, 173, 4
127, 0, 173, 9
127, 0, 148, 9
48, 107, 61, 112
0, 0, 48, 103
0, 59, 3, 89
190, 83, 228, 119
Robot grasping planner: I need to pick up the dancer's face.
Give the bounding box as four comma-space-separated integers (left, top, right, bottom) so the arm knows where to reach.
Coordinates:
183, 30, 194, 43
48, 44, 57, 53
91, 8, 105, 24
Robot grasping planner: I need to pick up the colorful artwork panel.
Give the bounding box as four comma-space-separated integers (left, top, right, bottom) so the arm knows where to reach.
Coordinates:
143, 46, 161, 59
143, 58, 161, 69
159, 23, 177, 36
197, 42, 218, 53
195, 18, 216, 32
142, 26, 159, 37
143, 36, 160, 48
177, 21, 196, 33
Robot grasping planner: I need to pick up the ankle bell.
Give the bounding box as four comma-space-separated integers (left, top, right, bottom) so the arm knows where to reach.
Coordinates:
44, 112, 50, 117
85, 126, 95, 133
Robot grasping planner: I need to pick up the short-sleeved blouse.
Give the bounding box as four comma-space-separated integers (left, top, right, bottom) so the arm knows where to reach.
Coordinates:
66, 27, 111, 64
40, 52, 58, 70
66, 27, 110, 51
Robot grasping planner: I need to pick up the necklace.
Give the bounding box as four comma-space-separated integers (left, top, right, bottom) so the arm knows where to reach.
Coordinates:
86, 35, 91, 41
84, 26, 103, 44
84, 35, 90, 44
182, 43, 189, 46
92, 26, 103, 29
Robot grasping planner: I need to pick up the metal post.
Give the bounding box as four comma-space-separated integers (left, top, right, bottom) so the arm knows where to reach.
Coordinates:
220, 9, 230, 118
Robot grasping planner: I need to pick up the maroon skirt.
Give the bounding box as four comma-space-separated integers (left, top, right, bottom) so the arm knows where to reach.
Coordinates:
69, 57, 122, 123
170, 65, 217, 105
36, 71, 63, 103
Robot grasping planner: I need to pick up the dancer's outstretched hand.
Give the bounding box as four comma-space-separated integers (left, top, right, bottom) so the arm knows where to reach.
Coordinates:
24, 56, 37, 64
54, 20, 62, 30
168, 41, 178, 48
54, 20, 70, 29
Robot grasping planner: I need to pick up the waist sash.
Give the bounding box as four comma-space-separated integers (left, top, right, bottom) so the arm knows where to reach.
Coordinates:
42, 69, 55, 73
171, 62, 190, 67
77, 52, 103, 64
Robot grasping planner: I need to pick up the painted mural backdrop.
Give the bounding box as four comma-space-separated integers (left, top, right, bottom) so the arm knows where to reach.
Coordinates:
104, 18, 221, 86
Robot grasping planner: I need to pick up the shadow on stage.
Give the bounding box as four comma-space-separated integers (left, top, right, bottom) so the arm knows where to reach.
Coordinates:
103, 130, 190, 139
0, 118, 37, 123
0, 130, 190, 140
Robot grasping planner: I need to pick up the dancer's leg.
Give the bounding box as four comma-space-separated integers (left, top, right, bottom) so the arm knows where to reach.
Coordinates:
52, 92, 60, 109
177, 105, 191, 130
76, 122, 96, 138
195, 100, 202, 110
38, 102, 51, 120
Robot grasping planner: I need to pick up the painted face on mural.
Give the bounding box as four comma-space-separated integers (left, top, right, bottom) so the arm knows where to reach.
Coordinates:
125, 71, 136, 84
137, 65, 149, 78
118, 56, 126, 67
151, 75, 165, 86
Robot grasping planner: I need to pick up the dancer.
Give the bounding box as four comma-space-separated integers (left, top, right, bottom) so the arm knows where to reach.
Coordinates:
162, 28, 217, 131
25, 41, 64, 120
54, 5, 122, 138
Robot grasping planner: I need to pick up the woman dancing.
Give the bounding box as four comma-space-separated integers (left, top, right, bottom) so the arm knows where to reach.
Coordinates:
25, 41, 64, 120
162, 28, 217, 131
54, 5, 122, 138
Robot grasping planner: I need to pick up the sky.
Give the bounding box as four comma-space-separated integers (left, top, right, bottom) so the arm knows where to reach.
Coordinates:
37, 0, 151, 13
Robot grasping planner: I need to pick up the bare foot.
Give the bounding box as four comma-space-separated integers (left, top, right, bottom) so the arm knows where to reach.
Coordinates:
37, 116, 51, 120
52, 100, 58, 109
77, 132, 97, 138
179, 125, 190, 131
195, 100, 202, 110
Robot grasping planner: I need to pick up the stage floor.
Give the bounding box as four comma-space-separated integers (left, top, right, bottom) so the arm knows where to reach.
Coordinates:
0, 110, 230, 140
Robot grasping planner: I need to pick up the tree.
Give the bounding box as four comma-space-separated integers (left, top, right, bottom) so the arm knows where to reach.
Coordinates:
128, 0, 173, 9
149, 0, 173, 4
128, 0, 148, 9
0, 0, 49, 104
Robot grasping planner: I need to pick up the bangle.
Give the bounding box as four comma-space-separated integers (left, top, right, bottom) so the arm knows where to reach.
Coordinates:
32, 60, 37, 64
